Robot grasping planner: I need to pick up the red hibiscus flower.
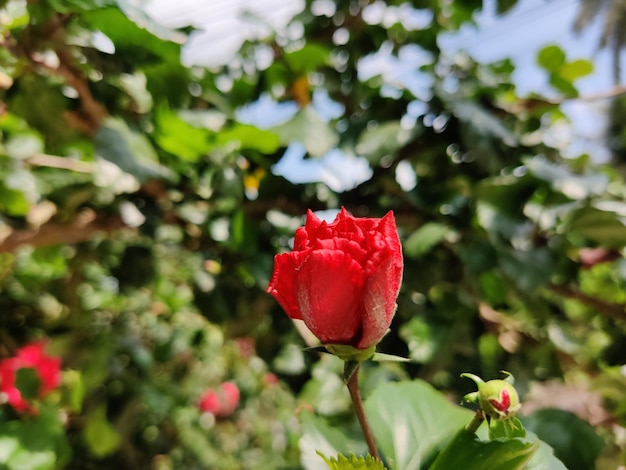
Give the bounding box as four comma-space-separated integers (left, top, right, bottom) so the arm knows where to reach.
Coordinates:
267, 208, 403, 351
0, 341, 61, 412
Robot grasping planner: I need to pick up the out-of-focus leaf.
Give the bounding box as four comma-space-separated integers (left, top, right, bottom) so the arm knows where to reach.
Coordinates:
559, 59, 593, 82
299, 412, 366, 470
399, 317, 446, 363
299, 356, 351, 416
365, 380, 472, 470
285, 44, 331, 74
216, 124, 281, 154
403, 222, 451, 259
83, 406, 121, 458
355, 121, 415, 164
537, 45, 566, 73
499, 247, 554, 292
62, 369, 85, 413
117, 0, 187, 43
566, 206, 626, 247
154, 108, 213, 162
496, 0, 518, 14
272, 107, 338, 157
525, 156, 608, 199
453, 100, 517, 146
0, 182, 30, 216
81, 8, 181, 62
0, 407, 71, 469
15, 367, 41, 399
95, 117, 173, 182
522, 409, 604, 470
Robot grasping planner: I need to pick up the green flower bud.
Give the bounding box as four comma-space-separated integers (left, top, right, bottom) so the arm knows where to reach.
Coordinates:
461, 372, 521, 420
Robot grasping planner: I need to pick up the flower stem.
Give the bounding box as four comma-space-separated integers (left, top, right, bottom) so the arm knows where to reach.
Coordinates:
345, 362, 379, 460
465, 409, 486, 434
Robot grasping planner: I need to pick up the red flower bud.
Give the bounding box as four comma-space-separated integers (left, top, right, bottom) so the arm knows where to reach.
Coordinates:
267, 208, 403, 350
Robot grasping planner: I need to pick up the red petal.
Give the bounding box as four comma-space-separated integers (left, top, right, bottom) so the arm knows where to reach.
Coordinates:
266, 251, 309, 320
296, 249, 365, 345
489, 389, 511, 413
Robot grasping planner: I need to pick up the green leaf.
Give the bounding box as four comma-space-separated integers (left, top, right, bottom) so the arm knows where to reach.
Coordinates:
216, 123, 281, 154
0, 407, 71, 469
399, 317, 445, 364
537, 45, 566, 72
525, 156, 608, 200
365, 380, 473, 470
300, 356, 351, 416
429, 429, 538, 470
81, 8, 181, 63
567, 206, 626, 247
522, 409, 604, 470
299, 412, 366, 470
317, 452, 387, 470
524, 432, 569, 470
355, 122, 414, 164
0, 182, 30, 216
559, 59, 594, 82
453, 100, 517, 146
83, 406, 122, 458
154, 108, 213, 162
272, 107, 339, 157
15, 367, 41, 400
404, 222, 451, 259
95, 117, 173, 183
62, 369, 85, 413
285, 44, 331, 74
499, 247, 554, 292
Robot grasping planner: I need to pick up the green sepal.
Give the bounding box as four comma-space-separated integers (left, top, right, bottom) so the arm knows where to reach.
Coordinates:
325, 344, 376, 363
489, 417, 526, 439
370, 352, 411, 362
317, 451, 388, 470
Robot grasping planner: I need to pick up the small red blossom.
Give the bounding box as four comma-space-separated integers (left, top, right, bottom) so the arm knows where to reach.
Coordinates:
199, 382, 240, 418
0, 341, 61, 412
267, 208, 403, 350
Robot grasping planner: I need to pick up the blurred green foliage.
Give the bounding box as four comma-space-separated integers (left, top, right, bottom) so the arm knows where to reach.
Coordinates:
0, 0, 624, 468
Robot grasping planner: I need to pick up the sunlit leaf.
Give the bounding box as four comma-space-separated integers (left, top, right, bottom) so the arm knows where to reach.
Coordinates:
83, 406, 122, 458
365, 380, 472, 470
537, 45, 566, 72
403, 222, 451, 259
272, 107, 339, 157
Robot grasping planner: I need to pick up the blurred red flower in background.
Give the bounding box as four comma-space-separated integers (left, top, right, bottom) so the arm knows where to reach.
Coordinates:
199, 381, 240, 418
0, 341, 61, 412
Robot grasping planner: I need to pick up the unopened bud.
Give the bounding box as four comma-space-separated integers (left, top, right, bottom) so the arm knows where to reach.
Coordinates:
461, 372, 521, 420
